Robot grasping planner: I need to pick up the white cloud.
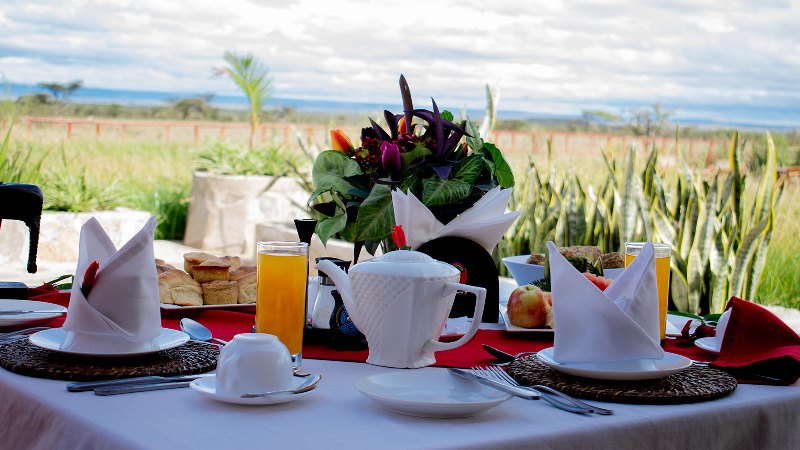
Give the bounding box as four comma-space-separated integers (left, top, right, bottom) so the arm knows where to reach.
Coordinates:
0, 0, 798, 124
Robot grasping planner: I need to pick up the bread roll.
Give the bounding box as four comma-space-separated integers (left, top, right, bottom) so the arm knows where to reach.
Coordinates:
202, 280, 238, 305
559, 246, 602, 264
230, 265, 256, 281
183, 252, 217, 275
600, 252, 625, 269
158, 269, 203, 307
218, 255, 242, 271
236, 272, 256, 304
193, 260, 231, 283
526, 254, 545, 265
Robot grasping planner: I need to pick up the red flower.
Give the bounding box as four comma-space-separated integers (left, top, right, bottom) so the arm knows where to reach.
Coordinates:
391, 224, 410, 250
81, 260, 100, 298
330, 129, 354, 155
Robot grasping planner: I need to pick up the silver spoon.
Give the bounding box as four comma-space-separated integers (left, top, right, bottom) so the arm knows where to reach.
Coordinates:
240, 373, 321, 398
179, 318, 229, 345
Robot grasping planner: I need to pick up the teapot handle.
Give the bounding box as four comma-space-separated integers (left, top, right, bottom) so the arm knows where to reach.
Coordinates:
423, 282, 486, 353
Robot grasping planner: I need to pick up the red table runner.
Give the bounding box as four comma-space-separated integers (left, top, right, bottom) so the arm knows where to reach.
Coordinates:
24, 289, 715, 369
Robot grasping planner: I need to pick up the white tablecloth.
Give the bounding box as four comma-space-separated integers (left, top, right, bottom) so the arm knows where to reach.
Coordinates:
1, 357, 799, 450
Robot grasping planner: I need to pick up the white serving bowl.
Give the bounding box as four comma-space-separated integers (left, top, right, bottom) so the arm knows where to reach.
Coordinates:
501, 255, 545, 286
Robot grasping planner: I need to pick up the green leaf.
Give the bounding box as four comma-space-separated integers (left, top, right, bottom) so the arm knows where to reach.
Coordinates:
311, 150, 362, 197
422, 177, 472, 205
465, 120, 484, 153
452, 154, 484, 186
730, 216, 770, 298
400, 143, 432, 172
440, 110, 454, 122
481, 142, 514, 188
316, 211, 348, 246
354, 184, 394, 241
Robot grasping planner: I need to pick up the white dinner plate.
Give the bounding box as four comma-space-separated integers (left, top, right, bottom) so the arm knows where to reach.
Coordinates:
356, 370, 511, 418
28, 327, 189, 357
694, 337, 721, 354
0, 299, 67, 328
536, 347, 692, 381
190, 375, 314, 405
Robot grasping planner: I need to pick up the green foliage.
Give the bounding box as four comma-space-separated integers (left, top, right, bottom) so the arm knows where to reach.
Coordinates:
195, 143, 297, 176
216, 51, 272, 149
42, 171, 123, 212
0, 125, 46, 183
500, 131, 782, 315
130, 182, 191, 240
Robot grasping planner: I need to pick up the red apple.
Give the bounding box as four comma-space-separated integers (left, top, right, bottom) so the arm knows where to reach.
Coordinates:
583, 273, 613, 291
507, 285, 552, 328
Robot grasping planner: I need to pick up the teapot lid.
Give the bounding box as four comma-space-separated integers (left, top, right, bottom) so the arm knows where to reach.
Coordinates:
352, 250, 459, 279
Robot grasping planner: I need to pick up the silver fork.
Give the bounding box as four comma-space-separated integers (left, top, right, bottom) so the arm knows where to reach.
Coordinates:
483, 366, 614, 415
0, 327, 50, 343
470, 367, 592, 415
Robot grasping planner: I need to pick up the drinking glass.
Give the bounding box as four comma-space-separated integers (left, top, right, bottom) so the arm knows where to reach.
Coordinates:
256, 241, 309, 362
624, 242, 671, 340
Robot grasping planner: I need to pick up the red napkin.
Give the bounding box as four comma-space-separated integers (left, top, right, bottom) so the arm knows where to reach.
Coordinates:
712, 297, 800, 385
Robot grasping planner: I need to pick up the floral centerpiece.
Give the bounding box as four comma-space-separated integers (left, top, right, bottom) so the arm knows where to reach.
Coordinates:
309, 75, 515, 255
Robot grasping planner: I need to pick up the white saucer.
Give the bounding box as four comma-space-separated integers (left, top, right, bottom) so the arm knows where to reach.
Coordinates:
28, 327, 189, 357
666, 314, 701, 337
537, 347, 692, 381
356, 370, 511, 418
190, 375, 314, 405
0, 299, 66, 328
694, 337, 721, 354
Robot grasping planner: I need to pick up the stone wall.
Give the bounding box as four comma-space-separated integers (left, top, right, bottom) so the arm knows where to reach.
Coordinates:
0, 209, 152, 267
183, 172, 310, 256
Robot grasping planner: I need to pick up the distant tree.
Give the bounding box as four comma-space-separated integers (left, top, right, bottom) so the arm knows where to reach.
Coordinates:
581, 109, 620, 131
37, 79, 83, 102
169, 94, 215, 119
214, 52, 272, 150
628, 103, 673, 136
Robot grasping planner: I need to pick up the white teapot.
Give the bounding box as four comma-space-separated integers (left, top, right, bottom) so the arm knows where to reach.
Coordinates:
316, 250, 486, 368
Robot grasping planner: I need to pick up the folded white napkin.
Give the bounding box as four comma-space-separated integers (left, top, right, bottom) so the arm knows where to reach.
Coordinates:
548, 241, 664, 363
392, 187, 520, 253
61, 217, 162, 353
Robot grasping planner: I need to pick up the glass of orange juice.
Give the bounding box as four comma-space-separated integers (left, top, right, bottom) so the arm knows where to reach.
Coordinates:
256, 241, 309, 364
624, 242, 671, 340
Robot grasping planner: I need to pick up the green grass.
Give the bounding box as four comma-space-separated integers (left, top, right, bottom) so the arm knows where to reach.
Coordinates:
6, 127, 799, 310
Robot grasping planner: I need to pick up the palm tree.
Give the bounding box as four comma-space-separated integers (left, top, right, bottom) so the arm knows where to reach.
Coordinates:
215, 52, 272, 150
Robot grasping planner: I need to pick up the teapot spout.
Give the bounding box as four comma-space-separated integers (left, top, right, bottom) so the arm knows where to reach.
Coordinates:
315, 259, 358, 323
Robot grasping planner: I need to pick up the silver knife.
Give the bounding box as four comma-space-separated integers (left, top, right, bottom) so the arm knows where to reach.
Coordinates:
448, 368, 539, 400
94, 381, 193, 396
0, 310, 65, 315
67, 375, 209, 392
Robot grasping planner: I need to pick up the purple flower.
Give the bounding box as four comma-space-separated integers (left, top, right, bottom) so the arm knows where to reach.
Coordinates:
380, 141, 401, 174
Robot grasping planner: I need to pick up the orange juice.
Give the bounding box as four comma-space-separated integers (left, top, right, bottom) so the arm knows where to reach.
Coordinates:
624, 243, 671, 340
256, 245, 308, 355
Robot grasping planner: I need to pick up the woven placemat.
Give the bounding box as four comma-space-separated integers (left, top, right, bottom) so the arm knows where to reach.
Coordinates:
507, 356, 737, 404
0, 339, 219, 381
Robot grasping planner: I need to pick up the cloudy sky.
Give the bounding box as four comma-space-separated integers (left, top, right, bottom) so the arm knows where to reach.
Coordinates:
2, 0, 799, 125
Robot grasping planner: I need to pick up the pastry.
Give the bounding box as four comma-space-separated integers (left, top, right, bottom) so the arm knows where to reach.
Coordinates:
230, 265, 256, 281
236, 272, 256, 304
158, 269, 203, 307
192, 260, 231, 283
183, 252, 218, 275
526, 254, 546, 265
217, 255, 242, 271
559, 246, 602, 264
202, 280, 238, 305
600, 252, 625, 269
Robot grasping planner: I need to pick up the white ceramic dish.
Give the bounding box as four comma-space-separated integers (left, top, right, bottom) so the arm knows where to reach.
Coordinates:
28, 327, 189, 357
499, 306, 553, 333
160, 303, 255, 312
356, 370, 511, 418
190, 375, 314, 405
501, 255, 545, 286
694, 337, 721, 354
666, 314, 701, 337
536, 347, 692, 381
0, 299, 66, 327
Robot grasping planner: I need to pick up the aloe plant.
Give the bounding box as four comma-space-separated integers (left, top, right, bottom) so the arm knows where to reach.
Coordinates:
500, 131, 782, 315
